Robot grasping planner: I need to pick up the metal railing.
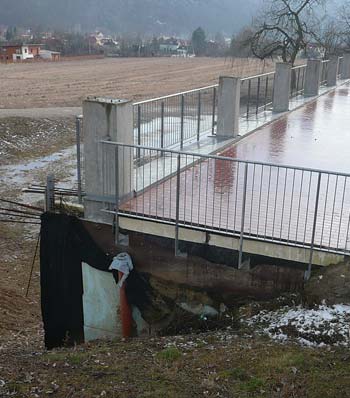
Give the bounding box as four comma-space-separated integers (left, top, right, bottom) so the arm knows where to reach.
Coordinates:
100, 141, 350, 273
240, 72, 275, 118
290, 64, 307, 97
338, 56, 344, 79
133, 85, 218, 154
320, 60, 330, 86
75, 115, 84, 204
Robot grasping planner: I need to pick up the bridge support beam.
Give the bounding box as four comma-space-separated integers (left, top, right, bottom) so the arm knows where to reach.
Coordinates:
273, 63, 292, 113
83, 97, 134, 223
341, 53, 350, 79
327, 57, 339, 86
216, 76, 241, 138
304, 59, 322, 97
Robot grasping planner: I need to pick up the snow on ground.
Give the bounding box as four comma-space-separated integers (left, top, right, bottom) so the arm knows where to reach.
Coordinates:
243, 304, 350, 347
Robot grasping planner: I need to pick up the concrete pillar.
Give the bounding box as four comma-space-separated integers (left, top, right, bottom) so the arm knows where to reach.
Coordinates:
327, 57, 339, 86
341, 54, 350, 79
216, 76, 241, 138
304, 59, 322, 97
83, 97, 134, 223
273, 63, 292, 113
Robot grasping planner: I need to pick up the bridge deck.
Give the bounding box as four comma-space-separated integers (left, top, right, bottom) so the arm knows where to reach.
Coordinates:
120, 84, 350, 254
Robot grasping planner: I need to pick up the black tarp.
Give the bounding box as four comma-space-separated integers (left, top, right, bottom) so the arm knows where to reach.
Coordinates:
40, 213, 112, 349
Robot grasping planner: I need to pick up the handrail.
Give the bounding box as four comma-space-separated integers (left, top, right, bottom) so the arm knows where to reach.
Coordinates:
134, 84, 218, 105
241, 71, 275, 82
100, 140, 350, 178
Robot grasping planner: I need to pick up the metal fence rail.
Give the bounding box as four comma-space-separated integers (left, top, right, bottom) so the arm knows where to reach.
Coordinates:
290, 64, 307, 97
240, 72, 275, 118
133, 85, 218, 154
320, 60, 329, 86
100, 141, 350, 271
338, 56, 344, 78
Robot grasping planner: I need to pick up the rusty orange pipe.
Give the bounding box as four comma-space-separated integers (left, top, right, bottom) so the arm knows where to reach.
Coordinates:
118, 271, 132, 338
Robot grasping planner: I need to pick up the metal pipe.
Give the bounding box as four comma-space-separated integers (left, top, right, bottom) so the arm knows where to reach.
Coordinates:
238, 163, 249, 269
100, 141, 350, 178
114, 147, 120, 245
180, 94, 185, 149
75, 115, 83, 204
197, 91, 201, 141
175, 153, 181, 256
306, 172, 322, 280
211, 86, 216, 135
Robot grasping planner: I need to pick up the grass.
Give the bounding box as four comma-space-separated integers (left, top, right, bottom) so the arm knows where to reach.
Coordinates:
156, 347, 182, 362
3, 334, 350, 398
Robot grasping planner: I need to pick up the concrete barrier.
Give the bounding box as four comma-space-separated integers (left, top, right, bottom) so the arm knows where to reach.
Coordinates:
327, 57, 339, 87
83, 97, 134, 222
304, 59, 322, 97
216, 76, 241, 138
341, 54, 350, 79
273, 63, 292, 113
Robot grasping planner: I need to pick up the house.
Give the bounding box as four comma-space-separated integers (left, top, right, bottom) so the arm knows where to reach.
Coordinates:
0, 43, 42, 62
39, 49, 61, 61
159, 38, 180, 54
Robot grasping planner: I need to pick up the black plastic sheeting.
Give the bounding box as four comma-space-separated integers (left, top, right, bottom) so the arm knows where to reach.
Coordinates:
40, 213, 112, 349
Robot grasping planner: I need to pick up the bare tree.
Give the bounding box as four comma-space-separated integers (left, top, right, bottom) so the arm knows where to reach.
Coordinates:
313, 18, 343, 58
249, 0, 323, 65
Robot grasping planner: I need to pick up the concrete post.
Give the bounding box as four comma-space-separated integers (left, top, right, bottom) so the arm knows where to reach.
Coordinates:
272, 63, 292, 113
341, 53, 350, 79
304, 59, 322, 97
327, 57, 339, 86
216, 76, 241, 138
83, 97, 134, 222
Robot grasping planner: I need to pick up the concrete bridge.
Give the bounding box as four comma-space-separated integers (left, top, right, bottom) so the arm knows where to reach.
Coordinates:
79, 56, 350, 278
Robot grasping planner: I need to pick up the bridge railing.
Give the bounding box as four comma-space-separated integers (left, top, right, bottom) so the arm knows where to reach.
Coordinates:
100, 141, 350, 271
133, 84, 218, 154
240, 71, 275, 118
320, 60, 330, 86
290, 64, 307, 98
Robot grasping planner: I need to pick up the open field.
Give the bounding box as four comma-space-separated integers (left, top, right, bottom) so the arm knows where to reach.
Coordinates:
0, 57, 273, 109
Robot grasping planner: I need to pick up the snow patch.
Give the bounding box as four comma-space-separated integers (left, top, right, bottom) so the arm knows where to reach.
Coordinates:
243, 304, 350, 347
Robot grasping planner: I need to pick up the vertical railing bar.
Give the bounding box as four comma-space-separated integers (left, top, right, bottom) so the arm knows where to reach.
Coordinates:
303, 172, 313, 246
328, 175, 339, 250
320, 174, 330, 247
137, 104, 141, 160
306, 172, 322, 280
256, 77, 261, 115
238, 163, 249, 269
249, 163, 256, 236
161, 101, 165, 153
336, 177, 347, 250
279, 168, 288, 241
114, 146, 120, 245
246, 80, 251, 119
75, 115, 83, 204
295, 171, 304, 243
211, 86, 216, 135
264, 76, 269, 110
197, 91, 201, 141
180, 94, 185, 149
175, 153, 181, 256
272, 167, 280, 239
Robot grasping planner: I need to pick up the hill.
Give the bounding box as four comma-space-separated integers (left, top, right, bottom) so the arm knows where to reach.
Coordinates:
0, 0, 257, 35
